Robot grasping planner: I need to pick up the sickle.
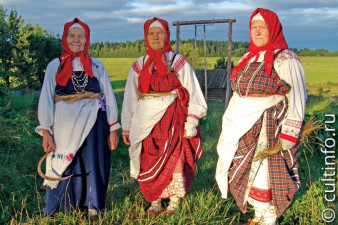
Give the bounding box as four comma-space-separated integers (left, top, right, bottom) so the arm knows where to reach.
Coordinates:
37, 153, 73, 181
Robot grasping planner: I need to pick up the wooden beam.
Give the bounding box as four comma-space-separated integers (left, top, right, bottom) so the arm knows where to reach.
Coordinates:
173, 19, 236, 26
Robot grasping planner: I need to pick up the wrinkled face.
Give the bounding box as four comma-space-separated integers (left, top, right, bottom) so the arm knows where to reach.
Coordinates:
250, 20, 269, 47
67, 27, 86, 53
147, 26, 166, 50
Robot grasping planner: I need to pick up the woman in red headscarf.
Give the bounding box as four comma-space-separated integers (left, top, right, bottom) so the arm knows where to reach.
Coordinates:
35, 18, 120, 218
215, 8, 306, 224
121, 17, 207, 216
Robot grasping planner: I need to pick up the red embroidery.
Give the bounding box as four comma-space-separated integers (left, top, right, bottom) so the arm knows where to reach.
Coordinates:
172, 56, 186, 73
275, 49, 300, 65
122, 130, 130, 135
188, 114, 199, 120
65, 153, 74, 162
284, 119, 302, 129
110, 121, 118, 127
132, 61, 141, 74
249, 187, 272, 202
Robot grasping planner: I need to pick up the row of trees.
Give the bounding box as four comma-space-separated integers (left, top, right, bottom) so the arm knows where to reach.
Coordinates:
89, 39, 250, 58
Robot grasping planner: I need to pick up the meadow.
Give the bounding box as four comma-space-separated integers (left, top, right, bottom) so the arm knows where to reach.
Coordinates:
0, 57, 337, 224
103, 57, 338, 96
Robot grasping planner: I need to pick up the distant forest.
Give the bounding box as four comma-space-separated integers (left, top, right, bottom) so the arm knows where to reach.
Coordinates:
88, 39, 338, 58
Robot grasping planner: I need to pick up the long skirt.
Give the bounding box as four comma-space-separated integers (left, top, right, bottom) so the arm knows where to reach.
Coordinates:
44, 109, 110, 216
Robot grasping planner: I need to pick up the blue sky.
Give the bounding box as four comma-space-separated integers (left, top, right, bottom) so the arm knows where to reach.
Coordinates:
1, 0, 338, 51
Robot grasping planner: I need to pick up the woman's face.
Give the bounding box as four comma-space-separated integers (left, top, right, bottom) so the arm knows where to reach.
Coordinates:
67, 27, 86, 53
147, 26, 166, 50
250, 20, 269, 47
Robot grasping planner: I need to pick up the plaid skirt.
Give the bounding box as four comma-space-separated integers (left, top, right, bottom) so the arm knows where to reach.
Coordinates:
137, 72, 203, 202
228, 99, 302, 218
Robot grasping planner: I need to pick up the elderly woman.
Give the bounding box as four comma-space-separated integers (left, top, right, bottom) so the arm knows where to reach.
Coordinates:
121, 17, 207, 216
215, 8, 307, 225
35, 18, 120, 217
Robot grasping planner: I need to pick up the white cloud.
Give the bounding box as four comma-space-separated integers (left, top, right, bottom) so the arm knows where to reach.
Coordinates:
1, 0, 337, 50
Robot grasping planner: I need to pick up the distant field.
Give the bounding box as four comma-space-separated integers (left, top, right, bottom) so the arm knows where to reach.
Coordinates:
99, 56, 338, 96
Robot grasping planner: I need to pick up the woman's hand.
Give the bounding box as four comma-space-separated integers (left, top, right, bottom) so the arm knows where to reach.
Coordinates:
108, 130, 119, 151
42, 129, 55, 153
183, 129, 195, 139
122, 134, 131, 145
281, 139, 295, 150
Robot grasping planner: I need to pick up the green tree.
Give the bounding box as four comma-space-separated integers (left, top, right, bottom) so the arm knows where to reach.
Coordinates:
0, 5, 62, 89
0, 5, 27, 87
214, 56, 234, 69
26, 24, 62, 87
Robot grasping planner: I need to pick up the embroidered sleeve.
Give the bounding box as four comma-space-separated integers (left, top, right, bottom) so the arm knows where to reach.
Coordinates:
35, 59, 58, 136
275, 50, 307, 143
174, 54, 208, 119
95, 58, 121, 131
121, 58, 142, 131
280, 118, 302, 142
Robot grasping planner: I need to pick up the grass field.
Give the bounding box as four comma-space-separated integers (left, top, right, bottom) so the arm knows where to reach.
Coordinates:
101, 57, 338, 96
0, 56, 337, 224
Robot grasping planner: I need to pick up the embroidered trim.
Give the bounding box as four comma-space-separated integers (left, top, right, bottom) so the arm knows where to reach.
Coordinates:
132, 61, 141, 74
110, 121, 118, 127
122, 130, 130, 135
281, 118, 301, 142
187, 114, 199, 120
249, 187, 272, 203
160, 173, 186, 198
274, 49, 300, 66
65, 153, 74, 162
172, 56, 186, 73
284, 119, 302, 129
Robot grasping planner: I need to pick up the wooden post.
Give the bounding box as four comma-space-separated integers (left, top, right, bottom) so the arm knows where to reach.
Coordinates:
225, 21, 233, 109
176, 22, 180, 53
194, 25, 197, 71
203, 25, 207, 101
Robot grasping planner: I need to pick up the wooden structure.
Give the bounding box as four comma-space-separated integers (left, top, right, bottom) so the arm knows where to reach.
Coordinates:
195, 69, 227, 101
173, 19, 236, 109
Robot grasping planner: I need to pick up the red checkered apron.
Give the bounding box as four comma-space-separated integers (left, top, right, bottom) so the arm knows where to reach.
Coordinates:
228, 61, 303, 218
137, 69, 202, 202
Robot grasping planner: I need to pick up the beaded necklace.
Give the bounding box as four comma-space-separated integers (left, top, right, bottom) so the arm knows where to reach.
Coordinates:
71, 71, 89, 93
236, 61, 265, 97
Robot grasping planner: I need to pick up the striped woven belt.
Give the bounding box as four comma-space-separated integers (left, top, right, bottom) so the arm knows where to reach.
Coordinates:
138, 91, 177, 100
54, 92, 102, 103
247, 93, 283, 98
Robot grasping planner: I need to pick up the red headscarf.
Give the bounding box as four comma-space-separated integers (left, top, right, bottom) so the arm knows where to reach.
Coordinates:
139, 17, 173, 93
55, 18, 94, 86
231, 8, 288, 79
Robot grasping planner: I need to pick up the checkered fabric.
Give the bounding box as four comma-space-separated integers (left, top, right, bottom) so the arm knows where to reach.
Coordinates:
231, 62, 291, 96
228, 63, 302, 218
138, 70, 202, 202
